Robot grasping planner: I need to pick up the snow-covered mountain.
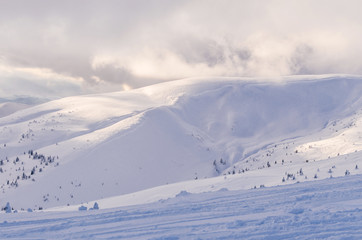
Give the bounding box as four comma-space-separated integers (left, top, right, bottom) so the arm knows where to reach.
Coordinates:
0, 102, 31, 118
1, 75, 362, 211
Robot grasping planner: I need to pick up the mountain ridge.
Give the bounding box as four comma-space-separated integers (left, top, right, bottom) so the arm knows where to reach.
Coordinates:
1, 75, 362, 210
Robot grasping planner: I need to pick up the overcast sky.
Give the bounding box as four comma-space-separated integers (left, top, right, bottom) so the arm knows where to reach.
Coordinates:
1, 0, 362, 100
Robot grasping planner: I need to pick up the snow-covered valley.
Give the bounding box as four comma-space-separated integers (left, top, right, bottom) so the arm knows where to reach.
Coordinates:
1, 75, 362, 238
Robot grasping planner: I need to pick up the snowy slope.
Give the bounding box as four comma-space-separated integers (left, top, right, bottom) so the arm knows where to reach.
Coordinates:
1, 75, 362, 211
0, 102, 31, 118
1, 174, 362, 239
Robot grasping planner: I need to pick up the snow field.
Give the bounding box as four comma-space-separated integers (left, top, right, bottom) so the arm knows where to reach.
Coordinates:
1, 174, 362, 239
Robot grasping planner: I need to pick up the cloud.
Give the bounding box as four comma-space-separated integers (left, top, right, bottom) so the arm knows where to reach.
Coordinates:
1, 0, 362, 99
0, 62, 85, 100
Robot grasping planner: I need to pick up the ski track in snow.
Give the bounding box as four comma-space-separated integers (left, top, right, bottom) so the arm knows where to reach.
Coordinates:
1, 174, 362, 239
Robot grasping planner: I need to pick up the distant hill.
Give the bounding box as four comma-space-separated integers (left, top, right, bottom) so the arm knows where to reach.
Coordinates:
0, 102, 31, 118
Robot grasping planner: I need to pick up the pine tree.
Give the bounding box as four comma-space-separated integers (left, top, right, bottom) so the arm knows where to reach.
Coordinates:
93, 202, 99, 210
4, 202, 11, 213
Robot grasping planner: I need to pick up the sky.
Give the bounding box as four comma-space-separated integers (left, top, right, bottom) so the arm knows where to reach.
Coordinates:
1, 0, 362, 101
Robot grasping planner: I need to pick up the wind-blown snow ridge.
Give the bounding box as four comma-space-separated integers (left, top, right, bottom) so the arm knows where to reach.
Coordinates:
1, 75, 362, 210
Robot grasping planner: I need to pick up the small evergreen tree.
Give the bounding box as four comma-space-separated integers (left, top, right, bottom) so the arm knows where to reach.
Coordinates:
4, 202, 11, 213
78, 205, 87, 211
93, 202, 99, 210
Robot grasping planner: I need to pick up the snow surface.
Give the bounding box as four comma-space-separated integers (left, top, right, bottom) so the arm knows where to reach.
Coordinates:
0, 102, 31, 118
1, 75, 362, 213
1, 174, 362, 239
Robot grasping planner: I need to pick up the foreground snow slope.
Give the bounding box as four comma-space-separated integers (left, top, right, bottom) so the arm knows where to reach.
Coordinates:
1, 75, 362, 210
1, 174, 362, 239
